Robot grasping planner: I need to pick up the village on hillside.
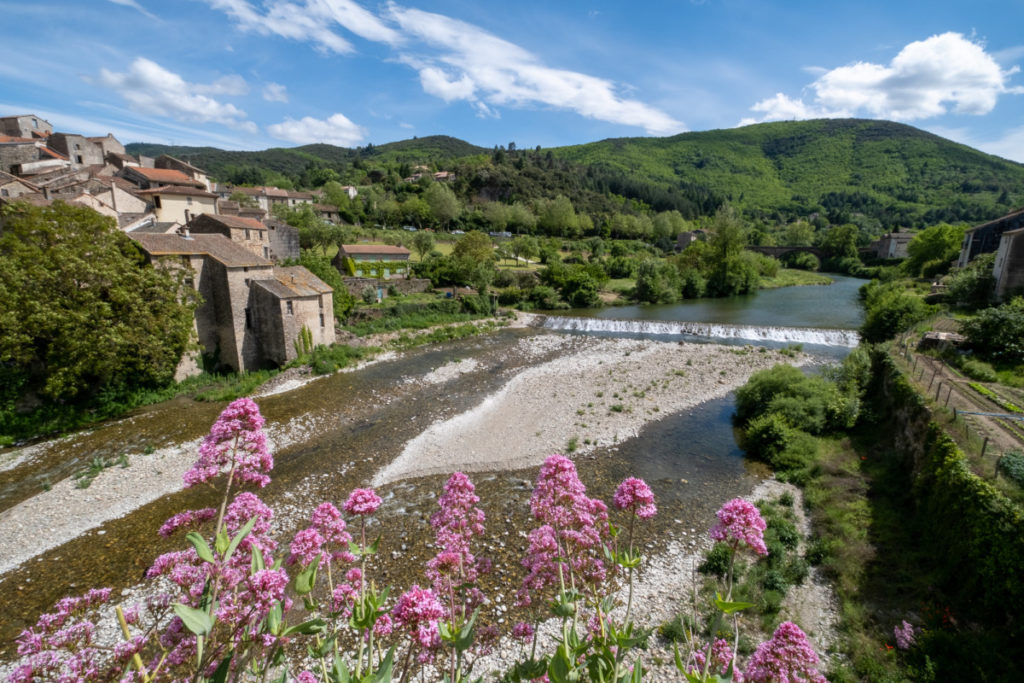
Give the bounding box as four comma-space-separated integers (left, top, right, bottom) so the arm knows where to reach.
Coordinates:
0, 113, 424, 378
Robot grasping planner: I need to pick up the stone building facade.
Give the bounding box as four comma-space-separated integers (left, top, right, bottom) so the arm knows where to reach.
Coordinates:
0, 114, 52, 138
957, 208, 1024, 268
187, 213, 270, 259
993, 228, 1024, 300
250, 267, 335, 365
265, 219, 300, 262
48, 133, 104, 168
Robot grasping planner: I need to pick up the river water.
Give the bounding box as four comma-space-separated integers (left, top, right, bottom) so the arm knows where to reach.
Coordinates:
0, 275, 863, 657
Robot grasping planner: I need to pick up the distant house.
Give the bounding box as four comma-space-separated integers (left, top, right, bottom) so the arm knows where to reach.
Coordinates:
0, 114, 52, 139
136, 185, 218, 224
47, 133, 105, 168
155, 154, 211, 191
993, 228, 1024, 299
120, 166, 205, 191
334, 244, 411, 279
217, 185, 314, 213
0, 170, 39, 200
187, 213, 270, 260
868, 232, 915, 260
957, 208, 1024, 268
130, 232, 334, 375
314, 203, 341, 223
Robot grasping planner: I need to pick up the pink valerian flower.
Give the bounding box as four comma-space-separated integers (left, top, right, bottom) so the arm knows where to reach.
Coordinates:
392, 585, 445, 650
344, 488, 382, 516
310, 502, 352, 548
512, 621, 535, 642
223, 491, 277, 558
374, 614, 394, 638
516, 525, 559, 607
183, 397, 273, 489
613, 477, 657, 519
744, 621, 827, 683
426, 472, 489, 610
894, 620, 916, 650
296, 672, 318, 683
12, 588, 115, 682
288, 528, 325, 566
158, 508, 217, 537
710, 497, 768, 556
690, 639, 738, 678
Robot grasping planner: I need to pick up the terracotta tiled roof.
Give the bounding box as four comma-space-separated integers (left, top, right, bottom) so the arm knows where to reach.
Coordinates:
0, 135, 34, 143
131, 232, 272, 267
136, 185, 218, 198
126, 167, 203, 186
340, 244, 411, 256
38, 146, 68, 161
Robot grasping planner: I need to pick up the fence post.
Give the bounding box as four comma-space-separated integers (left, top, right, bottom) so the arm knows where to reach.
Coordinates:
935, 382, 942, 401
928, 371, 937, 391
981, 437, 989, 459
945, 386, 953, 407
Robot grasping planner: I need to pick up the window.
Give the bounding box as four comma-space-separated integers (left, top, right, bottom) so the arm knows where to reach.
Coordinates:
320, 313, 325, 327
245, 229, 251, 240
75, 155, 83, 164
31, 118, 38, 129
153, 196, 162, 208
245, 308, 252, 329
286, 301, 293, 315
263, 246, 269, 258
186, 196, 193, 205
318, 297, 323, 309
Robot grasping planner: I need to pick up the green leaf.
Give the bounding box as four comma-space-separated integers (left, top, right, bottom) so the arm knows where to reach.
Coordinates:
366, 534, 381, 555
209, 654, 233, 683
224, 516, 257, 564
331, 656, 351, 683
251, 544, 265, 573
172, 603, 213, 636
186, 532, 215, 563
267, 602, 283, 635
455, 609, 479, 652
714, 592, 755, 615
295, 562, 318, 595
547, 645, 572, 683
283, 618, 327, 636
215, 529, 229, 555
366, 646, 394, 683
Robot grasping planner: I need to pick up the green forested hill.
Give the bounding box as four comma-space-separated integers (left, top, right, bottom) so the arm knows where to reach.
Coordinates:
127, 119, 1024, 229
550, 119, 1024, 226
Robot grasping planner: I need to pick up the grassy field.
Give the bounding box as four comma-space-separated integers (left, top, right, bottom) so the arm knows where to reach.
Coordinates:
760, 269, 833, 289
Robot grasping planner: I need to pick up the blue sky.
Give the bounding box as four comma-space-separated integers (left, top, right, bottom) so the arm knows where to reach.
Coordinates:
2, 0, 1024, 161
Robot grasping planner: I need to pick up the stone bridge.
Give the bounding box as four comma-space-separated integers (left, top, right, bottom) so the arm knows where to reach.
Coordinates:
745, 245, 826, 260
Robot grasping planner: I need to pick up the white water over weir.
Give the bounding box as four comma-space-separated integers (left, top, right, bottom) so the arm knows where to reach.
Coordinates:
539, 316, 861, 347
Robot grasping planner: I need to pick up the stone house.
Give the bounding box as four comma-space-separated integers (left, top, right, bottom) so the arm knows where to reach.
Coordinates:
868, 232, 915, 259
87, 134, 126, 158
957, 208, 1024, 268
249, 266, 335, 365
187, 213, 270, 259
130, 231, 334, 375
993, 228, 1024, 300
136, 185, 218, 224
120, 166, 205, 191
0, 114, 52, 138
216, 185, 315, 214
314, 203, 341, 223
334, 244, 411, 279
48, 133, 104, 168
0, 171, 39, 200
155, 155, 211, 191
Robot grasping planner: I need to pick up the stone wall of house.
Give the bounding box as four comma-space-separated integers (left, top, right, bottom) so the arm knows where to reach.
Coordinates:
0, 143, 39, 174
267, 222, 299, 262
251, 287, 288, 366
994, 232, 1024, 299
49, 134, 103, 168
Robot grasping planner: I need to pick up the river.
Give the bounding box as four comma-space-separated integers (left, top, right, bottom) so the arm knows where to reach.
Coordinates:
0, 275, 864, 659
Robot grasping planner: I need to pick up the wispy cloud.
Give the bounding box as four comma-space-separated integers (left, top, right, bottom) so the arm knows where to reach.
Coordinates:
741, 32, 1024, 125
267, 113, 366, 146
202, 0, 400, 53
106, 0, 157, 21
95, 57, 257, 133
262, 82, 289, 103
388, 5, 684, 135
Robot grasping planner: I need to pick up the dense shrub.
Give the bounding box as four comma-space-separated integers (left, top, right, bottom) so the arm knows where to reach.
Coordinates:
959, 297, 1024, 363
633, 258, 682, 303
960, 357, 998, 382
860, 280, 933, 343
946, 254, 996, 310
784, 251, 820, 271
736, 364, 856, 433
997, 451, 1024, 487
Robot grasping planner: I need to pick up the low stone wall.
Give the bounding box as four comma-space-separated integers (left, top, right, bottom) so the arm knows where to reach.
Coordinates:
340, 277, 431, 298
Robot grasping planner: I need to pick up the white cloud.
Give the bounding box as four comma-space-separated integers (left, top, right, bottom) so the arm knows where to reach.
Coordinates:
388, 6, 684, 135
107, 0, 157, 20
267, 113, 367, 146
203, 0, 400, 53
743, 32, 1024, 125
96, 57, 257, 132
263, 82, 289, 103
197, 74, 249, 96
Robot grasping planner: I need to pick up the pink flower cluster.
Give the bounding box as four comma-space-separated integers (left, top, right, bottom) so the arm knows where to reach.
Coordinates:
744, 621, 826, 683
691, 638, 737, 679
184, 398, 273, 488
426, 472, 488, 610
12, 588, 114, 683
710, 497, 768, 556
288, 502, 354, 568
392, 585, 445, 650
344, 488, 382, 516
158, 508, 217, 538
894, 620, 916, 650
613, 477, 657, 519
518, 454, 611, 606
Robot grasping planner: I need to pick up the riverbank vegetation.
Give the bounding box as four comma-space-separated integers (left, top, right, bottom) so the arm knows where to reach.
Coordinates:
733, 344, 1024, 680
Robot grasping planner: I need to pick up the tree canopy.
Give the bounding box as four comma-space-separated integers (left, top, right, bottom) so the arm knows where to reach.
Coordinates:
0, 201, 196, 401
